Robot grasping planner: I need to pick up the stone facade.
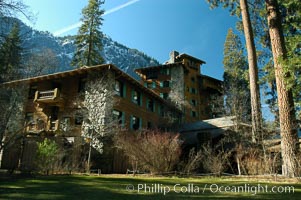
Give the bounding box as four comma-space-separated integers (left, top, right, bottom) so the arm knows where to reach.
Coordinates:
169, 64, 185, 111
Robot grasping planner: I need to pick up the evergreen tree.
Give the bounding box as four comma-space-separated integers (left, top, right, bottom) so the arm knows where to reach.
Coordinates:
206, 0, 263, 142
281, 0, 301, 120
265, 0, 299, 177
0, 23, 22, 83
260, 0, 301, 123
223, 29, 251, 123
71, 0, 105, 68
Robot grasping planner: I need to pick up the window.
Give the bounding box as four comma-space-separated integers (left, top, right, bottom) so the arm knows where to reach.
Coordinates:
145, 82, 156, 89
61, 117, 71, 132
152, 82, 156, 88
28, 85, 37, 99
159, 105, 165, 117
163, 80, 170, 88
147, 99, 155, 112
161, 68, 170, 75
25, 112, 34, 123
146, 82, 152, 88
113, 110, 124, 126
160, 93, 168, 100
115, 80, 125, 97
191, 99, 197, 106
131, 115, 141, 130
75, 112, 83, 125
78, 78, 86, 93
147, 121, 152, 129
191, 111, 197, 118
191, 87, 196, 94
146, 71, 158, 79
191, 77, 195, 82
132, 90, 141, 105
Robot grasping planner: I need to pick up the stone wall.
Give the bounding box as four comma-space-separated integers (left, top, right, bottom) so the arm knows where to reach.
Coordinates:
169, 65, 185, 111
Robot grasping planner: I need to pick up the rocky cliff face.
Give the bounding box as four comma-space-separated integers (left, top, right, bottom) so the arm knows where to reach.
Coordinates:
0, 17, 160, 78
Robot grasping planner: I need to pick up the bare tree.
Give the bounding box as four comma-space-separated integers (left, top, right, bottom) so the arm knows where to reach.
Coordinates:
0, 84, 28, 168
0, 0, 32, 26
181, 148, 202, 175
200, 143, 232, 176
23, 48, 59, 77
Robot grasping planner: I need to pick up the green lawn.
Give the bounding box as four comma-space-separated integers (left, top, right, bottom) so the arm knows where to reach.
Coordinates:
0, 174, 300, 200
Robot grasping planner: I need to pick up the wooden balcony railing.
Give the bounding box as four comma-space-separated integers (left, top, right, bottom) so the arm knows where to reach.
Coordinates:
25, 121, 46, 133
49, 120, 59, 131
34, 88, 60, 103
25, 119, 59, 133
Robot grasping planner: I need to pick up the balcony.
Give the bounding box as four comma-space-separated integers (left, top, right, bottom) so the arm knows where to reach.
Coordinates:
25, 120, 59, 134
34, 88, 64, 107
25, 120, 46, 134
48, 120, 59, 131
34, 88, 59, 102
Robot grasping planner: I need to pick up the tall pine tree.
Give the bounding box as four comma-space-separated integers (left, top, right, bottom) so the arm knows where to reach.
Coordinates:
223, 29, 252, 175
281, 0, 301, 120
71, 0, 105, 68
0, 23, 22, 83
223, 29, 251, 123
265, 0, 299, 177
206, 0, 263, 143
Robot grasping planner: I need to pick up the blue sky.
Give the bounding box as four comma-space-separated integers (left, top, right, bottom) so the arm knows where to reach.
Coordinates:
20, 0, 274, 120
22, 0, 238, 80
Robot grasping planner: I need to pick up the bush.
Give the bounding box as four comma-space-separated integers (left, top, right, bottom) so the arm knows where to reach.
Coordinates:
200, 143, 232, 176
114, 129, 182, 174
35, 138, 58, 175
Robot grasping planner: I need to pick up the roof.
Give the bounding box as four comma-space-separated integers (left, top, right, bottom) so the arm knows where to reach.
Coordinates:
179, 116, 238, 133
1, 64, 114, 86
179, 116, 251, 145
176, 53, 206, 64
1, 64, 182, 113
199, 74, 223, 84
134, 62, 183, 76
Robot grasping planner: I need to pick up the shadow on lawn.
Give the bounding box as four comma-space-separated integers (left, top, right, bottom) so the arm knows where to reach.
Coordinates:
0, 175, 300, 200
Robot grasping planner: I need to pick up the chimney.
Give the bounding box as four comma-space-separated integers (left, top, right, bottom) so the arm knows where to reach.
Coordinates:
169, 51, 179, 63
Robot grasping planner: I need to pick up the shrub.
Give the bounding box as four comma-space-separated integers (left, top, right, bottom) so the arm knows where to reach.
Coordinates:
35, 138, 58, 175
114, 129, 182, 174
200, 143, 232, 176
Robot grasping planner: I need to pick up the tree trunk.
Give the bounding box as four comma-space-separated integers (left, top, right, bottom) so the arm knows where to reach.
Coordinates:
240, 0, 262, 143
87, 141, 92, 173
236, 156, 242, 175
265, 0, 299, 177
87, 16, 94, 66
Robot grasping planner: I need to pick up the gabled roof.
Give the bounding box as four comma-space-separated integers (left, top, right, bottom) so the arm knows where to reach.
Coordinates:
1, 64, 114, 86
1, 64, 182, 113
134, 62, 184, 77
199, 74, 223, 84
176, 53, 206, 64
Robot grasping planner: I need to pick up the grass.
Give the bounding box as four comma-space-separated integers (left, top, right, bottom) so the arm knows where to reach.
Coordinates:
0, 174, 301, 199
